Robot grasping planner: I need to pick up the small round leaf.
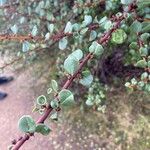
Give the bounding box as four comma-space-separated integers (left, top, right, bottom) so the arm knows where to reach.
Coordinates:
50, 99, 59, 109
83, 15, 92, 26
51, 80, 58, 92
70, 49, 83, 61
31, 25, 38, 37
89, 30, 97, 41
58, 89, 75, 106
35, 124, 51, 136
59, 37, 68, 50
111, 29, 127, 44
37, 95, 47, 105
18, 115, 36, 133
89, 41, 104, 56
136, 59, 147, 68
64, 56, 79, 75
64, 21, 72, 33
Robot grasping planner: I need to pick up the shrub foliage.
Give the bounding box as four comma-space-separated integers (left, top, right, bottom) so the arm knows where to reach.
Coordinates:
0, 0, 149, 149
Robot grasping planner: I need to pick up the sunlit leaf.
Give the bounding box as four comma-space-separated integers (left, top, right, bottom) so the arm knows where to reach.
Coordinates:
35, 124, 51, 135
31, 25, 38, 36
22, 41, 30, 52
64, 21, 72, 33
18, 115, 36, 133
58, 89, 75, 106
10, 25, 18, 34
59, 37, 68, 50
51, 80, 58, 92
37, 95, 47, 105
111, 29, 127, 44
64, 56, 79, 75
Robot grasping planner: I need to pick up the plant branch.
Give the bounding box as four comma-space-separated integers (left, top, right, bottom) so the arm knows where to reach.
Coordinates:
0, 34, 43, 41
11, 2, 136, 149
12, 52, 93, 150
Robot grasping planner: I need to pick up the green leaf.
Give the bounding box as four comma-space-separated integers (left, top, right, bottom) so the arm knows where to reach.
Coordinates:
79, 70, 93, 87
111, 29, 127, 44
45, 32, 50, 40
86, 99, 94, 106
45, 0, 50, 8
89, 30, 97, 41
83, 15, 92, 26
64, 21, 72, 33
129, 42, 138, 49
35, 124, 51, 135
141, 72, 148, 80
130, 20, 142, 33
22, 41, 30, 52
59, 37, 68, 50
137, 0, 150, 8
145, 84, 150, 92
140, 47, 148, 56
89, 41, 104, 56
10, 24, 18, 34
47, 23, 54, 33
70, 49, 83, 61
131, 78, 137, 85
80, 27, 88, 35
125, 82, 131, 87
99, 16, 107, 25
51, 80, 58, 92
142, 24, 150, 33
73, 23, 80, 31
37, 95, 47, 105
47, 88, 52, 94
39, 1, 44, 8
138, 81, 145, 88
104, 20, 112, 31
20, 17, 26, 24
64, 56, 79, 75
97, 105, 106, 113
136, 59, 147, 68
140, 33, 150, 42
38, 108, 44, 115
121, 0, 134, 5
39, 9, 45, 17
58, 89, 75, 106
31, 25, 38, 36
46, 13, 52, 21
50, 99, 59, 109
18, 115, 36, 133
148, 61, 150, 67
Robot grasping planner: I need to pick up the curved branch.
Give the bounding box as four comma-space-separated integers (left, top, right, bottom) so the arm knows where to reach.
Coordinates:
12, 2, 137, 149
12, 52, 93, 150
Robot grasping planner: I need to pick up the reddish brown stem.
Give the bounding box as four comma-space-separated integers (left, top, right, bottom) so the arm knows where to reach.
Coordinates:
0, 35, 43, 41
